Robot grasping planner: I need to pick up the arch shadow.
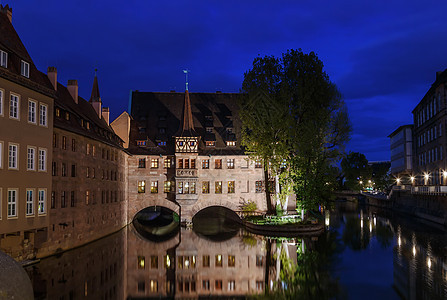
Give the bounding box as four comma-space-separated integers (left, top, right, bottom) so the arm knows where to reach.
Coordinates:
133, 206, 180, 242
192, 206, 242, 242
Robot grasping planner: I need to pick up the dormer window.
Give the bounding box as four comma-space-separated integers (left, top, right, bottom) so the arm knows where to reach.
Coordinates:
158, 141, 166, 146
206, 141, 216, 147
86, 122, 90, 130
206, 127, 213, 133
159, 128, 166, 134
226, 128, 233, 133
226, 141, 236, 147
0, 50, 7, 68
55, 108, 60, 117
138, 127, 146, 133
137, 140, 146, 146
21, 60, 30, 78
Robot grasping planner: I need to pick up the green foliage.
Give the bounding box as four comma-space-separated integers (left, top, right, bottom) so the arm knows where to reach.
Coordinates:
240, 49, 351, 213
371, 162, 391, 191
341, 151, 371, 191
239, 198, 258, 212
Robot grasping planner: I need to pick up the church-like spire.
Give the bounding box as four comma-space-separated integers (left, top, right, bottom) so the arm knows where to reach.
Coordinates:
90, 68, 101, 103
181, 89, 195, 135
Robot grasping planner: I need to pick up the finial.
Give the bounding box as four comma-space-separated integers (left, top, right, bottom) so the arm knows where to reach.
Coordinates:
94, 68, 98, 77
183, 69, 190, 91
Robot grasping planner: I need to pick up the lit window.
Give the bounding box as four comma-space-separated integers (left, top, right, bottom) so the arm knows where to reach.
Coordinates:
185, 159, 189, 169
158, 141, 166, 146
202, 181, 209, 194
151, 158, 159, 168
228, 255, 235, 267
203, 280, 210, 290
137, 140, 146, 146
206, 141, 215, 147
215, 255, 222, 267
164, 181, 171, 193
215, 181, 222, 194
190, 182, 196, 194
138, 181, 145, 193
9, 94, 19, 119
0, 141, 3, 169
62, 136, 67, 150
226, 141, 236, 147
228, 181, 235, 193
256, 255, 263, 267
150, 280, 158, 292
8, 143, 18, 169
85, 191, 90, 205
178, 159, 183, 169
26, 189, 34, 216
138, 256, 145, 269
151, 181, 158, 193
65, 112, 70, 120
164, 157, 172, 168
227, 159, 235, 169
27, 147, 35, 170
0, 50, 7, 68
178, 182, 183, 194
184, 182, 189, 194
215, 159, 222, 169
202, 159, 209, 169
21, 60, 29, 77
255, 181, 263, 193
38, 149, 46, 171
255, 159, 262, 168
0, 89, 3, 116
191, 159, 196, 169
8, 189, 17, 218
228, 280, 235, 291
28, 100, 36, 123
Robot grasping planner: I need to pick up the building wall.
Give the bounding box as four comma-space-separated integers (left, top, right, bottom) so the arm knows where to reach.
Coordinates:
0, 76, 53, 260
37, 128, 127, 257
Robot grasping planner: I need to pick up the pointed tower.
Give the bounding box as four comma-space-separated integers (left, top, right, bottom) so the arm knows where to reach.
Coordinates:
90, 69, 102, 118
175, 70, 199, 153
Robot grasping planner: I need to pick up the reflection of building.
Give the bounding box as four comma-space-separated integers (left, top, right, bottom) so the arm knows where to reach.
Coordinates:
126, 227, 267, 299
0, 5, 54, 260
113, 90, 268, 224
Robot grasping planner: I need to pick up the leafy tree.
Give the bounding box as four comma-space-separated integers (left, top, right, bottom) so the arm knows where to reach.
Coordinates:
371, 162, 391, 191
240, 49, 351, 213
341, 152, 371, 191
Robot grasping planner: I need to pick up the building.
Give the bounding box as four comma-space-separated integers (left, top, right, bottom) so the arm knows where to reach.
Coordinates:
112, 89, 268, 224
0, 5, 55, 260
38, 69, 128, 257
388, 125, 413, 182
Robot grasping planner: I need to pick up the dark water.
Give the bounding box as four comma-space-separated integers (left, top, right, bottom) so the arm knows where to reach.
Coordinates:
25, 202, 447, 299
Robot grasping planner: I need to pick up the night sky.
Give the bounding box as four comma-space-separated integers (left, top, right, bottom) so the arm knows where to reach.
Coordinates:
8, 1, 447, 161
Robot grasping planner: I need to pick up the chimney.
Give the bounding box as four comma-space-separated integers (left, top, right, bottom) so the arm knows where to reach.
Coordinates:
0, 5, 12, 23
67, 80, 78, 104
47, 67, 57, 91
102, 107, 110, 125
436, 71, 443, 80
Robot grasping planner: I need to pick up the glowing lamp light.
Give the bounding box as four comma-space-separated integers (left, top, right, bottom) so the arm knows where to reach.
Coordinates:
424, 173, 429, 180
368, 180, 372, 184
359, 180, 363, 185
410, 176, 415, 182
369, 222, 372, 233
443, 171, 447, 178
398, 236, 401, 247
373, 217, 376, 226
427, 258, 431, 269
396, 178, 401, 184
412, 246, 416, 256
166, 255, 171, 268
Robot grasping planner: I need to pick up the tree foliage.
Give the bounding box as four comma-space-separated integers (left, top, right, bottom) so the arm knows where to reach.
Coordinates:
240, 49, 351, 212
341, 152, 371, 191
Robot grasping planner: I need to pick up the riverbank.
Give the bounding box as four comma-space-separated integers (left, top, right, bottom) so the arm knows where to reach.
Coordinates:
242, 220, 325, 237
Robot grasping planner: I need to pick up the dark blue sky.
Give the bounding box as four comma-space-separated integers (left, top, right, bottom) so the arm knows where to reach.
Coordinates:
8, 1, 447, 161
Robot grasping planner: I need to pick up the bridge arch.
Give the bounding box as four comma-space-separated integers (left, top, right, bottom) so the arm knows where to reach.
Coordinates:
190, 198, 240, 219
128, 197, 180, 223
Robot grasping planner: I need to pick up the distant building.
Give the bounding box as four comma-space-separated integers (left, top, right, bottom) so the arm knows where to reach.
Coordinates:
0, 5, 55, 260
388, 125, 413, 181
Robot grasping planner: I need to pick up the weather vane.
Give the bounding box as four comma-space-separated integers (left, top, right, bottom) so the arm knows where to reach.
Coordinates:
183, 69, 190, 91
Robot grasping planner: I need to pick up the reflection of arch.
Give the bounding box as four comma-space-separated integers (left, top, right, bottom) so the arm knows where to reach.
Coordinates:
190, 199, 240, 219
133, 206, 180, 242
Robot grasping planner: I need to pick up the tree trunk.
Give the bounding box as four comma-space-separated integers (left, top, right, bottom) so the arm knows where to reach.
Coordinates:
264, 168, 275, 214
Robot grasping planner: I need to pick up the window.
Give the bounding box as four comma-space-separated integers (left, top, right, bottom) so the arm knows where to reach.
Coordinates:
228, 280, 235, 291
185, 159, 189, 169
202, 181, 210, 194
178, 182, 183, 194
0, 50, 7, 68
38, 189, 46, 214
8, 143, 18, 169
138, 281, 145, 292
55, 108, 60, 117
71, 164, 76, 177
203, 280, 210, 290
191, 159, 196, 169
178, 159, 183, 169
228, 255, 235, 267
215, 159, 222, 169
70, 191, 75, 207
28, 100, 36, 123
86, 143, 90, 155
72, 139, 76, 151
62, 136, 67, 150
151, 181, 158, 193
255, 159, 262, 168
136, 140, 146, 146
65, 112, 70, 120
52, 161, 57, 176
190, 182, 196, 194
21, 60, 29, 77
215, 181, 222, 193
26, 189, 34, 216
202, 159, 209, 169
151, 256, 158, 269
138, 256, 145, 269
0, 89, 3, 116
256, 181, 263, 193
184, 182, 189, 194
164, 181, 171, 193
226, 141, 236, 147
215, 255, 222, 267
256, 255, 263, 267
203, 255, 210, 267
164, 157, 172, 168
138, 181, 145, 193
227, 159, 235, 169
149, 280, 158, 292
85, 190, 90, 205
51, 191, 56, 209
138, 158, 146, 168
0, 141, 2, 169
215, 280, 222, 290
27, 147, 35, 170
61, 191, 66, 208
228, 181, 235, 193
158, 141, 166, 146
9, 94, 19, 119
256, 281, 263, 291
206, 141, 215, 147
8, 189, 17, 218
151, 158, 159, 168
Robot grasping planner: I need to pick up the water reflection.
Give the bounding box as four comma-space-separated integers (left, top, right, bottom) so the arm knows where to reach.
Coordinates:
24, 202, 447, 299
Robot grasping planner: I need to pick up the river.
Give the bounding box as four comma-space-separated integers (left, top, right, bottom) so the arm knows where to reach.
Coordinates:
24, 201, 447, 299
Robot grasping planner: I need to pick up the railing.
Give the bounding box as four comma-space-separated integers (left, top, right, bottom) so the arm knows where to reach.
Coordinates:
411, 185, 447, 194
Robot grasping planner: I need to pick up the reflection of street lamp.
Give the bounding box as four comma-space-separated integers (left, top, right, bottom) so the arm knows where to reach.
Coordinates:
396, 178, 401, 185
427, 257, 431, 269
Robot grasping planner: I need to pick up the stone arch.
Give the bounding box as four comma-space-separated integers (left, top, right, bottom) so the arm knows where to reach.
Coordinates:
190, 198, 240, 219
129, 198, 180, 223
